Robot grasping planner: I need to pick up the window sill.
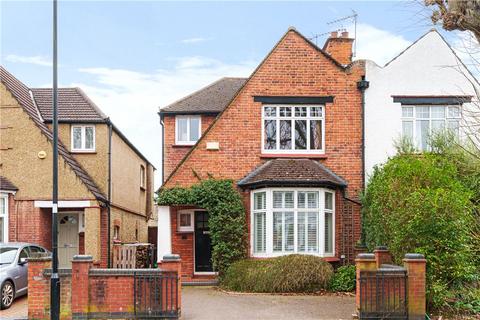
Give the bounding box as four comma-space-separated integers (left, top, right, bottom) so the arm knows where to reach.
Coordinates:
260, 153, 327, 159
71, 150, 96, 154
172, 144, 195, 148
177, 230, 194, 234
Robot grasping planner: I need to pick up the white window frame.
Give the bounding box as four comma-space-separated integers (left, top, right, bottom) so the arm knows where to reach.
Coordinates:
261, 105, 326, 154
0, 193, 9, 242
177, 210, 194, 232
71, 125, 96, 152
401, 105, 461, 151
175, 115, 202, 145
250, 188, 335, 258
140, 165, 146, 189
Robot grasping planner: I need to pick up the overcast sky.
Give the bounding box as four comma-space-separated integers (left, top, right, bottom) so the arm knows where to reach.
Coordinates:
1, 1, 476, 188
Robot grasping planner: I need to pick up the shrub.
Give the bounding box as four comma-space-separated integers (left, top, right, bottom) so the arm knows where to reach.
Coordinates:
362, 151, 478, 310
329, 265, 356, 292
157, 179, 247, 276
221, 255, 333, 293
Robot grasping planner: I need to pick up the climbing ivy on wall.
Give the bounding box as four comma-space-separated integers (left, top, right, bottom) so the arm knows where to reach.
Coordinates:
157, 179, 247, 276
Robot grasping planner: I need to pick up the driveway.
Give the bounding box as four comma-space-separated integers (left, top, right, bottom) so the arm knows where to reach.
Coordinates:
0, 295, 28, 320
182, 286, 355, 320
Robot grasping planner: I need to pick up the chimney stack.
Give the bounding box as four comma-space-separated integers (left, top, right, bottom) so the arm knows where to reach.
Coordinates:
323, 31, 354, 65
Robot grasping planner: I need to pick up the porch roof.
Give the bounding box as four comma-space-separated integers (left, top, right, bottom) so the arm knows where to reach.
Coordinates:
237, 159, 347, 189
0, 176, 18, 191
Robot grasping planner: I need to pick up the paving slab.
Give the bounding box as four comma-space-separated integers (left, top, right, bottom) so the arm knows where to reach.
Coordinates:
0, 295, 28, 320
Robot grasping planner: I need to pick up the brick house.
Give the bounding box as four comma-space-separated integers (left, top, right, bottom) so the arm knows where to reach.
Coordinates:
158, 28, 365, 281
0, 67, 155, 267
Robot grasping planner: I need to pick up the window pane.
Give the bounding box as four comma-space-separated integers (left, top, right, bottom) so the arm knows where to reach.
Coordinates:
279, 107, 292, 117
310, 106, 323, 117
189, 118, 200, 141
273, 191, 294, 208
279, 120, 292, 149
273, 212, 283, 252
254, 212, 266, 253
264, 106, 276, 117
431, 106, 445, 118
298, 192, 306, 209
298, 212, 306, 252
73, 127, 82, 149
431, 120, 445, 134
448, 120, 460, 137
325, 192, 333, 210
177, 118, 189, 142
254, 192, 266, 210
273, 192, 283, 209
264, 120, 277, 150
285, 212, 294, 251
0, 198, 5, 215
309, 120, 322, 150
295, 107, 307, 117
307, 192, 318, 209
0, 217, 3, 242
416, 106, 429, 118
402, 106, 414, 118
179, 213, 191, 227
402, 121, 413, 139
325, 212, 333, 253
448, 106, 460, 118
85, 127, 94, 149
307, 212, 318, 252
416, 120, 429, 150
295, 120, 307, 150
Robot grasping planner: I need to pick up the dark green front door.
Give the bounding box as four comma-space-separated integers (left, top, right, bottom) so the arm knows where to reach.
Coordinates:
194, 211, 213, 272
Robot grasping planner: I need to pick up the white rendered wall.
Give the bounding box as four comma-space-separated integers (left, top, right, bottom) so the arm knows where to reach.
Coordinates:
364, 30, 478, 181
157, 206, 172, 262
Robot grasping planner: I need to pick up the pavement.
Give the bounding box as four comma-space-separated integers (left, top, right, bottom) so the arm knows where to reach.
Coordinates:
182, 286, 355, 320
0, 287, 355, 320
0, 295, 28, 320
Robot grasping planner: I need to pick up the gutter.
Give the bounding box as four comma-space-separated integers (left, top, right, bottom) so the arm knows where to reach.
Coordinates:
106, 118, 113, 268
158, 113, 165, 185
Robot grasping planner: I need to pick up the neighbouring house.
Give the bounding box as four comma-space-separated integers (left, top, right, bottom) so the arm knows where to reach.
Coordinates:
158, 28, 365, 281
0, 67, 155, 267
364, 29, 480, 178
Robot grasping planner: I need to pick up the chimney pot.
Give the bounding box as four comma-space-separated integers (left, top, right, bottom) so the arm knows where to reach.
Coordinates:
330, 31, 338, 38
341, 31, 349, 38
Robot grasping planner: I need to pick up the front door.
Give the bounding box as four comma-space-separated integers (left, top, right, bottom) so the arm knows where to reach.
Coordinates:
58, 213, 79, 268
194, 211, 213, 272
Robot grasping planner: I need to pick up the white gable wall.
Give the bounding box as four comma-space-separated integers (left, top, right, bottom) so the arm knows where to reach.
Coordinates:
364, 30, 479, 181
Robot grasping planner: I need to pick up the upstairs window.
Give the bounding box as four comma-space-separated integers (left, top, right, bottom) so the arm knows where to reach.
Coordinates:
262, 105, 324, 153
176, 115, 201, 145
140, 165, 146, 189
402, 105, 460, 151
71, 125, 95, 152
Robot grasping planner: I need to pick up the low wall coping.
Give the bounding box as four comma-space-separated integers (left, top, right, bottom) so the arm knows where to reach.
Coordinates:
28, 252, 52, 262
43, 268, 72, 276
162, 254, 181, 261
89, 268, 174, 276
374, 245, 389, 251
356, 253, 375, 260
73, 255, 93, 262
404, 253, 425, 260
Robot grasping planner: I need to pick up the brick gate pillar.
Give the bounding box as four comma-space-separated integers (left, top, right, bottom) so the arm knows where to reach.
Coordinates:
71, 255, 93, 319
403, 253, 426, 320
160, 254, 182, 315
355, 253, 376, 314
28, 253, 52, 320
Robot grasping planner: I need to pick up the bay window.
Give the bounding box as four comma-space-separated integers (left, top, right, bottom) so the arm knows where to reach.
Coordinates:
251, 188, 335, 257
0, 194, 8, 242
263, 105, 325, 153
401, 105, 460, 150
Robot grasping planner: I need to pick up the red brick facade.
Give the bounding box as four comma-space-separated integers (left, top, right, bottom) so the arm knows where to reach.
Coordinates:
162, 29, 364, 279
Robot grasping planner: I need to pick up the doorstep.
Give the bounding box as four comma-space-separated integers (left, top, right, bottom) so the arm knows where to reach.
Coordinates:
182, 275, 219, 286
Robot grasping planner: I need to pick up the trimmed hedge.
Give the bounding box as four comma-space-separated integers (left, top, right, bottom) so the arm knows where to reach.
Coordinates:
221, 255, 333, 293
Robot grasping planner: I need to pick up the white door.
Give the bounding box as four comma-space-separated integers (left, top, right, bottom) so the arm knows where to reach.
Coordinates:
58, 213, 79, 268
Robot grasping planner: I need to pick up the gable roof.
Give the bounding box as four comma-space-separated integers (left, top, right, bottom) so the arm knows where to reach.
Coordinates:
238, 159, 347, 189
0, 66, 107, 202
161, 28, 355, 189
32, 87, 107, 123
0, 176, 18, 191
160, 77, 247, 115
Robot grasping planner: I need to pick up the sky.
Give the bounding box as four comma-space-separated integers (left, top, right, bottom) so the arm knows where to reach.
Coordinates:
1, 1, 477, 188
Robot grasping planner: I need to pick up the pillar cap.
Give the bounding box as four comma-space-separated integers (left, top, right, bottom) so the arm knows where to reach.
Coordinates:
374, 245, 388, 251
28, 252, 52, 261
162, 254, 181, 262
404, 253, 425, 260
73, 255, 93, 262
356, 253, 375, 260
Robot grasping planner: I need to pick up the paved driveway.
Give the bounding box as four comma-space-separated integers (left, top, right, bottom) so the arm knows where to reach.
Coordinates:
0, 295, 28, 320
182, 286, 355, 320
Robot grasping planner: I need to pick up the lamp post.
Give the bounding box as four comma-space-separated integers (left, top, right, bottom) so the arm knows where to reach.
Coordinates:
50, 0, 61, 319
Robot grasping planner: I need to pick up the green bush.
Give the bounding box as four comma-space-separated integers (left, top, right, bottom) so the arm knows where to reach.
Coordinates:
157, 179, 247, 276
329, 265, 356, 292
362, 150, 478, 310
221, 255, 333, 293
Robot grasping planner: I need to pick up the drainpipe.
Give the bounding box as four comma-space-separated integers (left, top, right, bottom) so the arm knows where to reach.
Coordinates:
159, 113, 165, 185
107, 118, 113, 267
357, 75, 369, 246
